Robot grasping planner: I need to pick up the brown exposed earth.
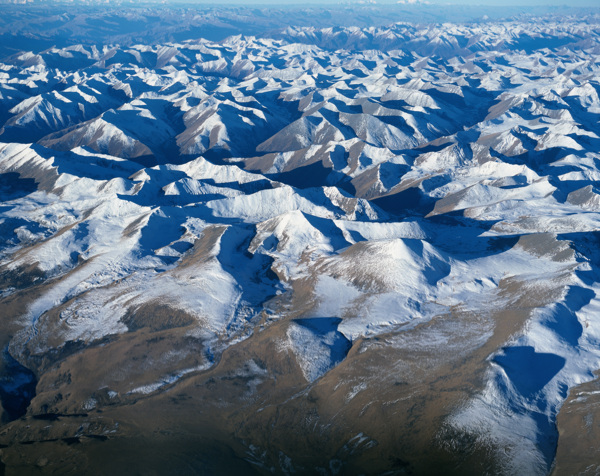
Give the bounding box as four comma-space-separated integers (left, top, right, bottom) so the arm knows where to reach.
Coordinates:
0, 265, 570, 476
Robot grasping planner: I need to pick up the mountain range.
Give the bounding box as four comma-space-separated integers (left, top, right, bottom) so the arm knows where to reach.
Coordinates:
1, 8, 600, 475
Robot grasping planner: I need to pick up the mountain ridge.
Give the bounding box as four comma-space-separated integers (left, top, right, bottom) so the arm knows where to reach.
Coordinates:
1, 13, 600, 476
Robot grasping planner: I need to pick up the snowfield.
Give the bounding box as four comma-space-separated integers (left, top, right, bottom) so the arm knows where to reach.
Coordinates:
1, 12, 600, 475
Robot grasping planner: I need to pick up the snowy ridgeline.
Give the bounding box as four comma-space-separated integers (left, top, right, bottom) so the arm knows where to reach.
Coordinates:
1, 17, 600, 474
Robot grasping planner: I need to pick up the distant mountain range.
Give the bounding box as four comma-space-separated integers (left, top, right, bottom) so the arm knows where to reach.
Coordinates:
1, 4, 598, 56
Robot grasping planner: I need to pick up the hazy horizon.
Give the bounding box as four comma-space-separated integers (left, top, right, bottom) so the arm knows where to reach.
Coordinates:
3, 0, 600, 7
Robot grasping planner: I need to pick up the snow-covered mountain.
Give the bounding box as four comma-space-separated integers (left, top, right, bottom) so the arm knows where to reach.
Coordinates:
1, 11, 600, 476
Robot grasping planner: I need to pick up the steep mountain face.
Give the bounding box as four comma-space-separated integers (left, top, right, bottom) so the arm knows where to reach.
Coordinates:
1, 13, 600, 476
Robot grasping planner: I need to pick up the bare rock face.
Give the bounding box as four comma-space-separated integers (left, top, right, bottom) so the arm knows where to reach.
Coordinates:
1, 7, 600, 475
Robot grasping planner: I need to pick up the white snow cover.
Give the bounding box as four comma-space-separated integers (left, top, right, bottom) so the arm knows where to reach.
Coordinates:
2, 18, 600, 474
